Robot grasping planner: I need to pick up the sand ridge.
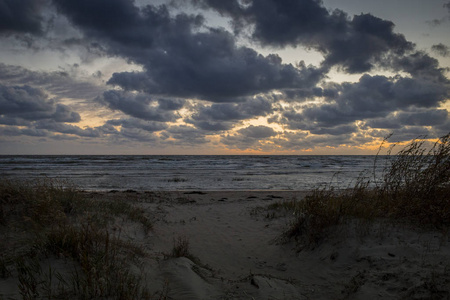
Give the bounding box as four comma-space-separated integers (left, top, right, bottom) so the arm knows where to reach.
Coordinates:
102, 190, 450, 299
1, 190, 449, 299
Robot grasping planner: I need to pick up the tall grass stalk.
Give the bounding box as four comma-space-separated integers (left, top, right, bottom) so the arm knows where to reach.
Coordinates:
282, 133, 450, 246
0, 178, 154, 299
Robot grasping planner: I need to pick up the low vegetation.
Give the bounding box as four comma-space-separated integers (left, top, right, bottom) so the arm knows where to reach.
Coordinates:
0, 178, 155, 299
275, 133, 450, 246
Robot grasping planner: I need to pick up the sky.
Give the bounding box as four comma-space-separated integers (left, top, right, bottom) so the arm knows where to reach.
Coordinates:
0, 0, 449, 155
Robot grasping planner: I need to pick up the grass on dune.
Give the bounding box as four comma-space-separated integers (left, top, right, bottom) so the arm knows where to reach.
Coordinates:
272, 133, 450, 246
0, 178, 157, 299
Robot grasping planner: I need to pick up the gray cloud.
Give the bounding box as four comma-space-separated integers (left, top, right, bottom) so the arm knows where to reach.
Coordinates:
34, 120, 101, 138
188, 97, 273, 131
97, 90, 182, 122
195, 0, 414, 74
364, 109, 448, 129
221, 125, 277, 150
106, 118, 168, 132
114, 127, 157, 143
0, 0, 45, 35
53, 0, 324, 102
237, 125, 277, 139
161, 125, 210, 145
0, 63, 105, 100
387, 51, 449, 82
1, 0, 449, 151
0, 126, 48, 137
278, 131, 364, 150
281, 74, 449, 132
0, 83, 81, 122
429, 2, 450, 26
432, 43, 450, 57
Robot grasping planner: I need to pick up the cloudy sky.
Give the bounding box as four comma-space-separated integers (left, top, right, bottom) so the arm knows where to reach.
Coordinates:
0, 0, 449, 154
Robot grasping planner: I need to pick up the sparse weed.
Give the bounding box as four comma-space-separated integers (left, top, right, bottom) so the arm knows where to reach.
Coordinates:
170, 236, 191, 258
0, 178, 155, 299
279, 133, 450, 247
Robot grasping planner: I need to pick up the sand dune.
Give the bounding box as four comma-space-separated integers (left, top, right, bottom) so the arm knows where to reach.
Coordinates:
115, 191, 450, 299
1, 190, 449, 299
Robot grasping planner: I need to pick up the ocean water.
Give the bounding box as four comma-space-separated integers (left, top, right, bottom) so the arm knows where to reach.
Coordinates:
0, 155, 382, 191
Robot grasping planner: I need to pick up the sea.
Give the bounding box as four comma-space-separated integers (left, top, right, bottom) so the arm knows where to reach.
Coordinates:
0, 155, 385, 191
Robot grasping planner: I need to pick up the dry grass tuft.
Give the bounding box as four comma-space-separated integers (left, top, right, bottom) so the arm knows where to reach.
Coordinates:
0, 178, 155, 299
281, 133, 450, 246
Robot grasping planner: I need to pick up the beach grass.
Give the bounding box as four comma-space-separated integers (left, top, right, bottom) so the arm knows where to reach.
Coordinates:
0, 178, 154, 299
277, 133, 450, 246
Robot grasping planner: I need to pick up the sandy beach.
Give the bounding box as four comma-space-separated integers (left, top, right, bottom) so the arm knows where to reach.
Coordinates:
1, 189, 450, 299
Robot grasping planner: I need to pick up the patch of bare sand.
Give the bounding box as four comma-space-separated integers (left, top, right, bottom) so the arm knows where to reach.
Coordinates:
105, 190, 449, 299
2, 190, 449, 299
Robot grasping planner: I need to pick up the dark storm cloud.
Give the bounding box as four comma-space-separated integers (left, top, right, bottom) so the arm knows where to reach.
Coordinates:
106, 47, 322, 102
187, 97, 273, 131
0, 0, 45, 35
432, 43, 450, 57
281, 74, 449, 132
0, 83, 80, 122
388, 51, 449, 82
52, 0, 324, 102
97, 90, 182, 122
195, 0, 414, 73
158, 98, 186, 111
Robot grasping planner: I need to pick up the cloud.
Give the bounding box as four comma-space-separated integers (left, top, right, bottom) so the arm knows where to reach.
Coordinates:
387, 51, 449, 82
0, 83, 80, 122
195, 0, 414, 74
106, 118, 168, 132
364, 109, 448, 129
0, 63, 105, 100
1, 0, 449, 152
237, 125, 277, 139
432, 43, 450, 57
279, 74, 449, 135
187, 97, 273, 131
0, 120, 102, 139
161, 125, 210, 145
429, 2, 450, 26
278, 75, 449, 136
0, 126, 48, 137
53, 0, 324, 102
277, 131, 366, 150
221, 125, 277, 150
34, 120, 101, 138
0, 0, 45, 35
112, 127, 157, 143
97, 90, 182, 122
105, 44, 323, 102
